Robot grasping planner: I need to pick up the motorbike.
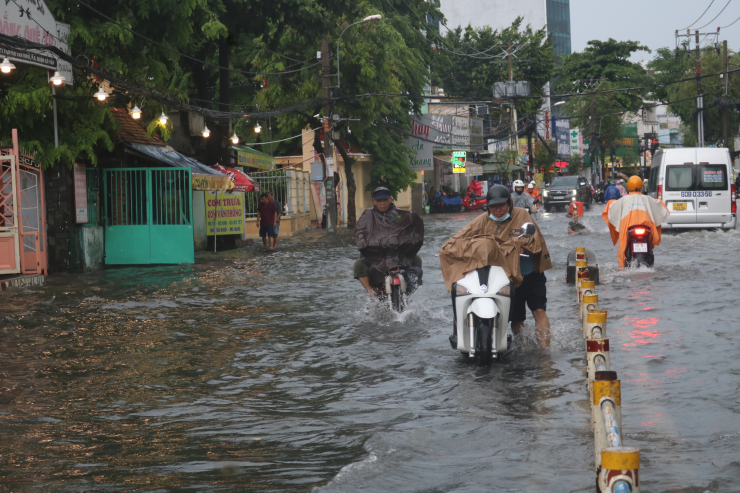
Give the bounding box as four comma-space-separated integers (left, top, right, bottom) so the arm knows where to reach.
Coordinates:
624, 225, 654, 267
430, 191, 463, 213
461, 190, 487, 211
373, 266, 423, 312
594, 189, 605, 204
449, 223, 536, 365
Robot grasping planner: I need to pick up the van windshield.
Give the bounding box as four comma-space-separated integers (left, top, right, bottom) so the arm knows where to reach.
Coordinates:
665, 165, 727, 191
551, 176, 579, 188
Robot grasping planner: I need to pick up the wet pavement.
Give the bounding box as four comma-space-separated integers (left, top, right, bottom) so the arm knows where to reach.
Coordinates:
1, 207, 739, 492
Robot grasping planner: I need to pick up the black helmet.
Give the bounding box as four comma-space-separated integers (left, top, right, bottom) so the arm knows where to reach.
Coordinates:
486, 184, 511, 207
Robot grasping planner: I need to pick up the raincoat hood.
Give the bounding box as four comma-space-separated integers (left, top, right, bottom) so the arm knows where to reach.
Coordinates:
354, 204, 424, 286
439, 207, 552, 292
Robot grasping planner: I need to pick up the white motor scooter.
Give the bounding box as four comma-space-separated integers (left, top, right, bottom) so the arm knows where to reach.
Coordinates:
449, 223, 536, 365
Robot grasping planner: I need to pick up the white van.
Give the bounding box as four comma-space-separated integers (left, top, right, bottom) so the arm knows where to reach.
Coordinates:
647, 148, 736, 230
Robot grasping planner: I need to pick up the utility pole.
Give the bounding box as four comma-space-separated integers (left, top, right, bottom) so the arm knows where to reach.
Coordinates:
723, 39, 729, 148
695, 30, 704, 147
508, 40, 519, 159
590, 82, 597, 180
321, 37, 336, 233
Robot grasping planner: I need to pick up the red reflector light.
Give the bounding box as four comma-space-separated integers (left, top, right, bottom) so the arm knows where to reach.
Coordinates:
392, 277, 401, 285
634, 228, 646, 235
657, 185, 663, 201
732, 184, 737, 214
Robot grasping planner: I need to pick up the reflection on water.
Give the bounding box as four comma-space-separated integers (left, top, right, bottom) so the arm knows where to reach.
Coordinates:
1, 211, 739, 492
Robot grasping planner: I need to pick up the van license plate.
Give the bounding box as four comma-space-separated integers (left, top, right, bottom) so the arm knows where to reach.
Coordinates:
673, 202, 687, 211
633, 243, 648, 253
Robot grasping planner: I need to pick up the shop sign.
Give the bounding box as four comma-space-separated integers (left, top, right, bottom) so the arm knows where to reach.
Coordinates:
452, 151, 466, 174
452, 116, 469, 150
405, 116, 433, 170
0, 0, 73, 85
206, 191, 244, 235
431, 114, 452, 147
469, 118, 484, 150
74, 163, 87, 223
237, 148, 275, 170
192, 173, 234, 191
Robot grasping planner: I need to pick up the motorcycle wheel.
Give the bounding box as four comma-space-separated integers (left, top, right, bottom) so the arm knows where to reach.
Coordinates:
390, 285, 403, 312
475, 320, 494, 366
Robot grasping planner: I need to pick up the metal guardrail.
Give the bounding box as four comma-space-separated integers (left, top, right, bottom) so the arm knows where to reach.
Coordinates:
574, 248, 641, 493
244, 170, 311, 218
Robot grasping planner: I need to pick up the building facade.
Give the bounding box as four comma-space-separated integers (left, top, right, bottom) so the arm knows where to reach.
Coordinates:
440, 0, 571, 57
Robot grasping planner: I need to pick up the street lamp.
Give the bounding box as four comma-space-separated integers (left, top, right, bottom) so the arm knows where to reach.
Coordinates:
254, 123, 262, 133
94, 87, 108, 101
0, 58, 15, 73
158, 112, 168, 125
49, 71, 66, 86
231, 132, 239, 144
130, 105, 142, 119
202, 126, 210, 138
336, 14, 382, 89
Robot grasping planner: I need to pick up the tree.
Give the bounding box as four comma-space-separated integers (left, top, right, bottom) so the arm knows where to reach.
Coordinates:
650, 46, 740, 148
554, 39, 650, 171
256, 0, 442, 227
567, 152, 583, 175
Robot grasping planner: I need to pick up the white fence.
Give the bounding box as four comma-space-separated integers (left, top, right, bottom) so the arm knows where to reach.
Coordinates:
245, 170, 311, 217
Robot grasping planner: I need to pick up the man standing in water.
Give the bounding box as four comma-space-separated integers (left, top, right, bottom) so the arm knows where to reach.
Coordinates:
256, 193, 278, 249
267, 191, 283, 246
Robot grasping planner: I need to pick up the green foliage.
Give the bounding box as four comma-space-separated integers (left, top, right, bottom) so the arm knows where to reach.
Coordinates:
567, 152, 583, 175
555, 39, 650, 159
430, 19, 554, 107
650, 47, 740, 147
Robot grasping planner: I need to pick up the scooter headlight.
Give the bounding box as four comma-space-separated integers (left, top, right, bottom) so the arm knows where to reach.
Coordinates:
496, 284, 511, 296
455, 284, 471, 295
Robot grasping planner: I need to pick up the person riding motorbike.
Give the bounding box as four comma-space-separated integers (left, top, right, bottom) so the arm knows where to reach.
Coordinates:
615, 179, 628, 197
354, 187, 424, 297
602, 176, 670, 269
526, 182, 541, 202
511, 179, 537, 213
439, 185, 553, 347
603, 179, 622, 202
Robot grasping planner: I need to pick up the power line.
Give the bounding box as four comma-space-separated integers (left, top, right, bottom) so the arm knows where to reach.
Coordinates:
696, 0, 733, 30
721, 13, 740, 28
76, 1, 322, 76
681, 0, 717, 30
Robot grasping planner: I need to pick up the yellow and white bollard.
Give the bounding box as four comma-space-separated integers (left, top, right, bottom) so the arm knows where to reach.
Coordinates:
576, 260, 589, 301
592, 371, 622, 470
598, 447, 640, 493
581, 293, 598, 324
576, 246, 587, 263
579, 280, 596, 307
584, 309, 607, 339
587, 337, 611, 396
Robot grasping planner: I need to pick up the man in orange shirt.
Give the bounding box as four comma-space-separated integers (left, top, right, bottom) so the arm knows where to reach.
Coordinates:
526, 182, 540, 201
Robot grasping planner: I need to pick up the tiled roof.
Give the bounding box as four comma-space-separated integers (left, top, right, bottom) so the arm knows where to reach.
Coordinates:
109, 108, 166, 145
335, 139, 366, 155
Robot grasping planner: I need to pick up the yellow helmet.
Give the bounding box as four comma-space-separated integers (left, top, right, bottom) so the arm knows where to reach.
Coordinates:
627, 175, 643, 192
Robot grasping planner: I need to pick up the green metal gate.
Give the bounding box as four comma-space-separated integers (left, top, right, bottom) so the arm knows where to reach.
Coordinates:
104, 168, 194, 264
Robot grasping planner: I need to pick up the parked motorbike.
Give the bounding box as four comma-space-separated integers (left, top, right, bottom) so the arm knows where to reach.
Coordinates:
449, 223, 536, 365
430, 191, 463, 213
373, 266, 423, 312
624, 225, 654, 267
461, 190, 488, 211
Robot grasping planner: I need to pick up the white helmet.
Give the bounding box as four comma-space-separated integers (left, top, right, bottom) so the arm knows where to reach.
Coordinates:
530, 180, 536, 185
527, 183, 534, 189
513, 180, 525, 188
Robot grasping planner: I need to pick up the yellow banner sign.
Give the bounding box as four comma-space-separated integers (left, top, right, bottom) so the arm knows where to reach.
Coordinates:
237, 149, 275, 170
192, 173, 234, 191
206, 191, 244, 236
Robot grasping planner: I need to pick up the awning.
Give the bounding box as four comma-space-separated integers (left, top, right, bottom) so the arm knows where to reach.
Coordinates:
212, 164, 257, 192
232, 145, 276, 170
126, 143, 234, 191
481, 162, 526, 173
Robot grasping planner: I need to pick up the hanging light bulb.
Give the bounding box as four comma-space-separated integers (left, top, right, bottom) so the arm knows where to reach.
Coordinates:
1, 58, 16, 73
158, 112, 168, 125
50, 71, 66, 86
94, 87, 108, 101
230, 132, 239, 144
130, 105, 142, 119
202, 126, 211, 138
254, 123, 262, 133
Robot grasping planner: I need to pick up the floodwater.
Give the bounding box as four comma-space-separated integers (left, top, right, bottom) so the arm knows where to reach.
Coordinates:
1, 207, 739, 492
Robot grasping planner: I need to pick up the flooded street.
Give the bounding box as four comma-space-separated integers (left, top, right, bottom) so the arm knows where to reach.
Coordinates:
2, 207, 739, 492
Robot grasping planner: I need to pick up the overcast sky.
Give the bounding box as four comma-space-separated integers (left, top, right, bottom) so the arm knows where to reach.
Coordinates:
570, 0, 740, 61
